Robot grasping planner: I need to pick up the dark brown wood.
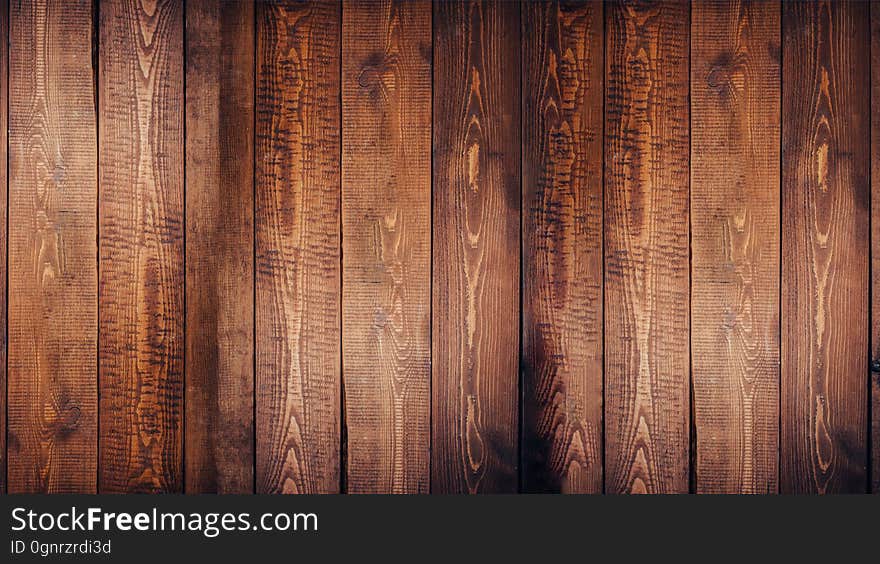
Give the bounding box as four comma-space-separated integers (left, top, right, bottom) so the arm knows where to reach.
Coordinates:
7, 0, 97, 494
782, 0, 869, 494
255, 0, 341, 494
98, 0, 184, 493
341, 0, 431, 494
691, 0, 780, 494
432, 0, 520, 494
185, 0, 255, 494
871, 0, 880, 496
0, 0, 8, 494
604, 0, 690, 494
522, 0, 603, 494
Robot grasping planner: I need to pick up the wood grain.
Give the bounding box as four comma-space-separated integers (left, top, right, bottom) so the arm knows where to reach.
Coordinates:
871, 0, 880, 496
341, 0, 431, 494
255, 0, 341, 494
0, 0, 7, 495
185, 0, 255, 494
781, 0, 869, 494
7, 0, 97, 493
690, 0, 780, 494
521, 0, 603, 494
98, 0, 184, 493
604, 0, 690, 494
432, 0, 520, 494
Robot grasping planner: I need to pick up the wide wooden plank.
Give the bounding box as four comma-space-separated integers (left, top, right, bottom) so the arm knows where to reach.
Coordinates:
255, 0, 341, 494
871, 0, 880, 496
690, 0, 780, 494
521, 0, 603, 494
0, 0, 7, 495
7, 0, 97, 493
604, 0, 690, 494
341, 0, 431, 494
781, 0, 869, 494
432, 0, 520, 494
98, 0, 184, 493
185, 0, 255, 494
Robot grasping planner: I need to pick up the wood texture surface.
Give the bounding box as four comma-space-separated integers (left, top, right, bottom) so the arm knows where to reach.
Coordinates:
7, 0, 97, 493
432, 0, 520, 494
604, 0, 690, 494
871, 0, 880, 496
185, 0, 255, 494
690, 0, 780, 494
522, 0, 603, 494
255, 0, 341, 494
98, 0, 184, 493
0, 0, 8, 495
341, 0, 431, 494
781, 0, 869, 494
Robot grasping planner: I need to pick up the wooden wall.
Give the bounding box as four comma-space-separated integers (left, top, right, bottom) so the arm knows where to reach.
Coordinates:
1, 0, 878, 494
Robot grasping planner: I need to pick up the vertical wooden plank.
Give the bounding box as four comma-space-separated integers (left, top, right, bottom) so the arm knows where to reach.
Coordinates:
871, 0, 880, 495
782, 0, 869, 494
185, 0, 255, 494
432, 0, 520, 494
255, 0, 341, 494
0, 0, 7, 494
341, 0, 431, 493
98, 0, 184, 493
690, 0, 780, 494
521, 0, 603, 494
7, 0, 97, 493
604, 0, 690, 494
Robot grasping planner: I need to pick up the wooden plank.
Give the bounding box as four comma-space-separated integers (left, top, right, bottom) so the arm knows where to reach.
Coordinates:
781, 0, 869, 494
7, 0, 97, 493
690, 0, 780, 494
604, 0, 690, 494
185, 0, 255, 494
521, 0, 603, 494
432, 0, 520, 494
98, 0, 184, 493
871, 0, 880, 496
341, 0, 431, 493
255, 0, 341, 494
0, 0, 7, 495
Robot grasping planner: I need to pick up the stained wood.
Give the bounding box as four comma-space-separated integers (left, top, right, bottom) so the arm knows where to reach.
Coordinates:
7, 0, 97, 493
0, 0, 8, 495
690, 0, 780, 494
98, 0, 184, 493
255, 0, 341, 494
521, 0, 603, 494
432, 0, 520, 494
871, 0, 880, 495
341, 0, 431, 494
185, 0, 255, 495
604, 0, 690, 494
781, 0, 869, 494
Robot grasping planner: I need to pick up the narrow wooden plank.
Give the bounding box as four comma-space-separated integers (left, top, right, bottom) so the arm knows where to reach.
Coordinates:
255, 0, 341, 494
690, 0, 780, 494
604, 0, 690, 494
98, 0, 184, 493
7, 0, 97, 493
432, 0, 520, 494
871, 0, 880, 495
185, 0, 255, 494
521, 0, 603, 494
781, 0, 869, 494
0, 0, 9, 494
341, 0, 431, 494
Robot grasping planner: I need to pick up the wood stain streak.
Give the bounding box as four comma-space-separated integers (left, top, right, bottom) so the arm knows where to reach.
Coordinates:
255, 0, 341, 494
604, 0, 690, 494
432, 0, 520, 493
871, 0, 880, 495
341, 0, 431, 494
522, 0, 603, 494
0, 0, 8, 494
781, 0, 869, 493
98, 0, 184, 493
